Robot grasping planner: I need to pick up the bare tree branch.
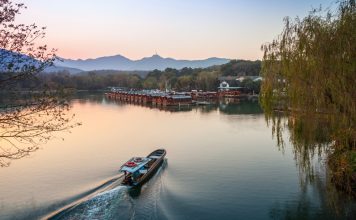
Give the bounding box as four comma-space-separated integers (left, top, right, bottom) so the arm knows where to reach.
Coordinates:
0, 0, 80, 167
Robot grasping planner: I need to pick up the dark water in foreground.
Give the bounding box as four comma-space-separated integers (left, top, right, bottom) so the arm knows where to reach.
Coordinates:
0, 93, 354, 219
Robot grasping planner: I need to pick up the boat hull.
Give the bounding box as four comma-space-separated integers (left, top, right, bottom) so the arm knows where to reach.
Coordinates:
133, 157, 164, 187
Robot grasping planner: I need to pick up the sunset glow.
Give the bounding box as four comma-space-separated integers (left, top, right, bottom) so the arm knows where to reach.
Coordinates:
18, 0, 333, 60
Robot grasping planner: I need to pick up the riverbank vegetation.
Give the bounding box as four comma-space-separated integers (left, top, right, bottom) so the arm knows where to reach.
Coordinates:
9, 59, 261, 92
260, 0, 355, 195
42, 67, 220, 91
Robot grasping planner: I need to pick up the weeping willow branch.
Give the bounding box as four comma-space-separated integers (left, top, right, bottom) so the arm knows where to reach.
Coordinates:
260, 0, 356, 195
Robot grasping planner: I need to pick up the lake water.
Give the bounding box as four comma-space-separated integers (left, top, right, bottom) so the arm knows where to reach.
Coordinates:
0, 93, 354, 219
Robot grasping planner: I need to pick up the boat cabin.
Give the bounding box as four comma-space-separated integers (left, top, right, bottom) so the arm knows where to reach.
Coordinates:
119, 149, 166, 186
120, 157, 150, 185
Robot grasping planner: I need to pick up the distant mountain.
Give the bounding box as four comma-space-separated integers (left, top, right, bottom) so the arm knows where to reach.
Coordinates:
75, 70, 150, 78
54, 54, 230, 71
43, 65, 83, 74
0, 49, 41, 72
1, 49, 230, 73
0, 49, 82, 74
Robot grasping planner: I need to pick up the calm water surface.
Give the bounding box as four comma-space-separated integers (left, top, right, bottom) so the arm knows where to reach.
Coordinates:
0, 93, 354, 219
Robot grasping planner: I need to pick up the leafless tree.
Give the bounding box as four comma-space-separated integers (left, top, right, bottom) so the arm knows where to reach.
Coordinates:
0, 0, 79, 167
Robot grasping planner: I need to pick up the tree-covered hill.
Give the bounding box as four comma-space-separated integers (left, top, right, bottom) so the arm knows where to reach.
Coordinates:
1, 59, 262, 92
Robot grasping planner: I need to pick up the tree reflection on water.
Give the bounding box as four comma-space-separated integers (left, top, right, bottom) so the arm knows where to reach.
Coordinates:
269, 166, 356, 219
0, 93, 79, 167
266, 113, 355, 219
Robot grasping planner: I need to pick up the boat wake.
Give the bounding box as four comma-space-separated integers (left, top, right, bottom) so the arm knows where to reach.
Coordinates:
47, 160, 169, 220
45, 174, 127, 220
50, 185, 133, 220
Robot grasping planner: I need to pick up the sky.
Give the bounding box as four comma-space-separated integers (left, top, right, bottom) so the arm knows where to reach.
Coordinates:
17, 0, 335, 60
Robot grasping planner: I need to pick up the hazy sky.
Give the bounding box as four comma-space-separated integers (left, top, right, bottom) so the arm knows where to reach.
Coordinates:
18, 0, 334, 60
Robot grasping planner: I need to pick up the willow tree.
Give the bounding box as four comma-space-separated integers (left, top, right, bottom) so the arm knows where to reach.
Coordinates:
0, 0, 78, 167
260, 0, 355, 195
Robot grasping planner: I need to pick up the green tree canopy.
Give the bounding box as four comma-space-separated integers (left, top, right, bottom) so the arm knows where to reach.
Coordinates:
220, 60, 261, 76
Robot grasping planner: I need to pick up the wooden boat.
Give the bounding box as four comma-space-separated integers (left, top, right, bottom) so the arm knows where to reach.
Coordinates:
196, 101, 213, 105
120, 149, 166, 187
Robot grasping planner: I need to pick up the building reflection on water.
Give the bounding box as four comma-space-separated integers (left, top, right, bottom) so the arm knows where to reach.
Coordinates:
101, 94, 263, 115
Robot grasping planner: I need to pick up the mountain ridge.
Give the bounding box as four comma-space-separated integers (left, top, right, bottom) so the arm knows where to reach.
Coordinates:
1, 49, 231, 73
55, 54, 230, 71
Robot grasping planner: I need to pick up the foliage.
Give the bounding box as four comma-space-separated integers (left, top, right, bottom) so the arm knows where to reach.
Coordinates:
260, 0, 356, 195
220, 60, 261, 76
11, 59, 262, 93
39, 68, 219, 92
140, 67, 220, 91
240, 78, 261, 94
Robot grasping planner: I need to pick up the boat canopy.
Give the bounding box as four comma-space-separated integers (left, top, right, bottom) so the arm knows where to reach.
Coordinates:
170, 95, 191, 100
120, 157, 151, 173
